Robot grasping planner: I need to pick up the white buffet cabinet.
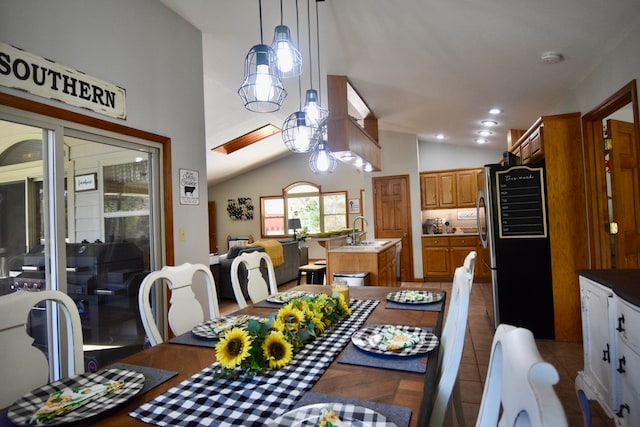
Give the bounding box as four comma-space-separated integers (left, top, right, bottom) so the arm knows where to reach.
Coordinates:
576, 270, 640, 427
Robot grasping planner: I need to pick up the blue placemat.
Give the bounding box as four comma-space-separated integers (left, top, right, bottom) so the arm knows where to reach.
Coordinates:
252, 299, 283, 308
385, 300, 443, 311
338, 326, 433, 373
294, 391, 411, 427
169, 332, 218, 348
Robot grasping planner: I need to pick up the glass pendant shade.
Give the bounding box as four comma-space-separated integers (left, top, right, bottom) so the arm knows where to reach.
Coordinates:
271, 25, 303, 78
282, 111, 318, 153
302, 89, 329, 128
309, 140, 336, 174
238, 44, 287, 113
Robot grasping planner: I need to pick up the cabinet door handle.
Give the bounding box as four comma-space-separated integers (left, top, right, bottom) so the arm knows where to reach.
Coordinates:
616, 314, 625, 333
616, 403, 630, 418
617, 356, 626, 374
603, 343, 610, 362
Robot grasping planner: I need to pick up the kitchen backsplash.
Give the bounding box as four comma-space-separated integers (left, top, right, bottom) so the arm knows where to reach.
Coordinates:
421, 208, 482, 234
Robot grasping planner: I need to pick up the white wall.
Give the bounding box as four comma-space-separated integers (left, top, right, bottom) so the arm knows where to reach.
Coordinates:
419, 141, 504, 171
0, 0, 209, 267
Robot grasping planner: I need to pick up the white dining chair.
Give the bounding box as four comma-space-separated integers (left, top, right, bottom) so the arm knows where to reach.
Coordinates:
429, 262, 474, 427
475, 324, 568, 427
0, 290, 84, 408
230, 250, 278, 309
138, 262, 220, 346
463, 250, 477, 277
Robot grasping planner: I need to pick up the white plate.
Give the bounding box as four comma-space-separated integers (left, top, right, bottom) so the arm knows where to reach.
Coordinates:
386, 290, 443, 304
351, 324, 438, 356
8, 368, 145, 426
266, 290, 316, 304
191, 315, 260, 339
266, 403, 397, 426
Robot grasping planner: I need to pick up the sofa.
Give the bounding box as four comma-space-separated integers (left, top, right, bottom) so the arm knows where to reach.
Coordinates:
217, 240, 301, 300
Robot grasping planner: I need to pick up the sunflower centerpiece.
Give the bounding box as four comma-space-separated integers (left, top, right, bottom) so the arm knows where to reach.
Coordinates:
214, 293, 351, 378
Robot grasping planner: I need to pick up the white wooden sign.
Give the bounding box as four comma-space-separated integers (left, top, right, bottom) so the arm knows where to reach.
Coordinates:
0, 41, 126, 119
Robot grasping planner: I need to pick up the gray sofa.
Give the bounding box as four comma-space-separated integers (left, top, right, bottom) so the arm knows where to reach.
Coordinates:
217, 240, 300, 300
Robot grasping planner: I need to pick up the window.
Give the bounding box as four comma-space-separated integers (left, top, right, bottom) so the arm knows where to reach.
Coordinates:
260, 182, 347, 237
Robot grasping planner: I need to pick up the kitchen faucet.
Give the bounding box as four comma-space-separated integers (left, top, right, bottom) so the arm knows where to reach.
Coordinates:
352, 216, 368, 245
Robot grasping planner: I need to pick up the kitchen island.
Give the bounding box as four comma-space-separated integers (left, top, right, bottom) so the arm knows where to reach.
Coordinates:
327, 238, 401, 286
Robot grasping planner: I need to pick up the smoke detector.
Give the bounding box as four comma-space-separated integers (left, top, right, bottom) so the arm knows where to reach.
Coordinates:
541, 52, 564, 64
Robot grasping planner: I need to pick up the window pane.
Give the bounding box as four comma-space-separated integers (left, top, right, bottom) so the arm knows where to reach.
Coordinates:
262, 197, 284, 236
288, 196, 320, 233
323, 193, 347, 231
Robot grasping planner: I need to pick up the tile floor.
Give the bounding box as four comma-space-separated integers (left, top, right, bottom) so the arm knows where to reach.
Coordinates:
219, 279, 615, 426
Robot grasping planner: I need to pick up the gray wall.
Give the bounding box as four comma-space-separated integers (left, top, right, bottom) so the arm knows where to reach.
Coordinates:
0, 0, 209, 267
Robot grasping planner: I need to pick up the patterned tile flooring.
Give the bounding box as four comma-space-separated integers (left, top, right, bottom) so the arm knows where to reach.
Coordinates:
218, 279, 615, 426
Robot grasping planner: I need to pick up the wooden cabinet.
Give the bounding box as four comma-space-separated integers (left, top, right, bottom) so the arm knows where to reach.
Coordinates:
576, 273, 640, 426
422, 235, 479, 279
420, 168, 481, 209
510, 122, 544, 164
377, 245, 397, 286
327, 240, 399, 287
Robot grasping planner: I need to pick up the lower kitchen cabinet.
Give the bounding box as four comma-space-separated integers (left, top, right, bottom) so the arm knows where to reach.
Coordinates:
422, 235, 480, 279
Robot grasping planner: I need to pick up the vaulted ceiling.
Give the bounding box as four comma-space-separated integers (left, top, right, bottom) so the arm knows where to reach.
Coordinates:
159, 0, 640, 185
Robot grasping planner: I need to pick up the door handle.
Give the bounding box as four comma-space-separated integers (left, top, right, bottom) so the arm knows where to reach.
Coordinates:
403, 232, 408, 237
607, 222, 619, 235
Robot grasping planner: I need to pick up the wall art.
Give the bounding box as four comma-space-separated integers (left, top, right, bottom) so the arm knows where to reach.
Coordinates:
227, 197, 254, 220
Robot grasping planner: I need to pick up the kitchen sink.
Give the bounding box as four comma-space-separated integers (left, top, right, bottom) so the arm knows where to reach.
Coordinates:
353, 240, 389, 246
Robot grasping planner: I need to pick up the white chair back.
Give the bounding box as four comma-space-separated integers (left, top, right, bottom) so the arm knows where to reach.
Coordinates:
429, 264, 474, 427
475, 324, 568, 427
0, 290, 84, 408
464, 250, 477, 277
138, 262, 219, 346
230, 251, 278, 309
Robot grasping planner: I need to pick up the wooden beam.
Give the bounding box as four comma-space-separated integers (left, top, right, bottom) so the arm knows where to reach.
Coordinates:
212, 124, 280, 154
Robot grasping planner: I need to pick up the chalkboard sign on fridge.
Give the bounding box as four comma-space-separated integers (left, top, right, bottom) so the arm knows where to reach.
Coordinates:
495, 165, 548, 238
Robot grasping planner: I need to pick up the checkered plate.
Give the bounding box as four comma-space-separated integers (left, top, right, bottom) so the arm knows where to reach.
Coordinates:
386, 290, 443, 304
266, 403, 397, 426
8, 368, 144, 426
266, 290, 318, 304
191, 315, 262, 339
352, 324, 438, 356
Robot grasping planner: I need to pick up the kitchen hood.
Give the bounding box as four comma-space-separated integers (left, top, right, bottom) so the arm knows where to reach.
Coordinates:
326, 75, 381, 172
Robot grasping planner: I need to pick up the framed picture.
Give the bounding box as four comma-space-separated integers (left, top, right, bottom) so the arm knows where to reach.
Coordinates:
349, 197, 361, 214
179, 168, 200, 205
74, 173, 97, 192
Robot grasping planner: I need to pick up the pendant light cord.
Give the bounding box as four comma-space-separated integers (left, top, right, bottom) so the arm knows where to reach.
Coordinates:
280, 0, 284, 25
296, 0, 302, 109
259, 0, 264, 43
307, 0, 314, 90
315, 0, 322, 104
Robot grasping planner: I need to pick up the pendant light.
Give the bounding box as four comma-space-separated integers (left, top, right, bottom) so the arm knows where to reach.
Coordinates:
302, 0, 328, 129
271, 0, 302, 78
309, 120, 336, 174
282, 0, 317, 153
238, 0, 287, 113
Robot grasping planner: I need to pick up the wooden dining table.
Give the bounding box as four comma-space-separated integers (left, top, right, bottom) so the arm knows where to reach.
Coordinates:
91, 285, 445, 427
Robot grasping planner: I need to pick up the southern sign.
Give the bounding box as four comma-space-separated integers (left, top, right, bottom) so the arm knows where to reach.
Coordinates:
0, 41, 126, 119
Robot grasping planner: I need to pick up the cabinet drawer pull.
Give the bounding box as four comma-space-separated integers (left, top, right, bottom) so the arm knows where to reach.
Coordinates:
616, 403, 630, 418
616, 314, 625, 333
602, 343, 610, 362
617, 356, 626, 374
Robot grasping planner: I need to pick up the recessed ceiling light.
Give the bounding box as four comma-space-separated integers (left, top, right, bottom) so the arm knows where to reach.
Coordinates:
488, 108, 502, 115
435, 133, 446, 140
481, 120, 498, 127
474, 138, 488, 144
477, 130, 493, 137
541, 51, 564, 64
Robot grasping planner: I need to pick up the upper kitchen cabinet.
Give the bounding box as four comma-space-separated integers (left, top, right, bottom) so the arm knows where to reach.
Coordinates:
420, 168, 481, 209
509, 121, 544, 164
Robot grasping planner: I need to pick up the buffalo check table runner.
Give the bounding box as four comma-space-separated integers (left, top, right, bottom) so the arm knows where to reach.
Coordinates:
129, 299, 379, 426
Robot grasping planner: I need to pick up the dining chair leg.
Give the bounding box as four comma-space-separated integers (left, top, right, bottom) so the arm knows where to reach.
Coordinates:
453, 378, 466, 427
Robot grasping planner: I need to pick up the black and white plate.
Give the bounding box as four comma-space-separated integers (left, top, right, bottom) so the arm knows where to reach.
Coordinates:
191, 315, 261, 339
386, 290, 443, 304
352, 324, 438, 356
266, 290, 316, 304
8, 368, 145, 426
266, 403, 397, 426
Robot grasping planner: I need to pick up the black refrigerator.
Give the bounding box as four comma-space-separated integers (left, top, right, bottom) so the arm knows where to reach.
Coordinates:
476, 161, 555, 339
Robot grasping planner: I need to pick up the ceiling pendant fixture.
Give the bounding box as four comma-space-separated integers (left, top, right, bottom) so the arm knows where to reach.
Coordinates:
271, 0, 302, 78
238, 0, 287, 113
302, 0, 328, 129
282, 0, 317, 153
309, 139, 336, 174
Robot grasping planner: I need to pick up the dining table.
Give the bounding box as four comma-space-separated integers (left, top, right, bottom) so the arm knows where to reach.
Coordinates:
6, 285, 445, 427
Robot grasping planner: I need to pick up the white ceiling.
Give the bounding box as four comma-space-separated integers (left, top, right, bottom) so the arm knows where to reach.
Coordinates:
159, 0, 640, 185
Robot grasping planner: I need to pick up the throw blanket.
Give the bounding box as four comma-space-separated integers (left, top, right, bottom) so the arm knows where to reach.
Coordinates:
252, 240, 284, 267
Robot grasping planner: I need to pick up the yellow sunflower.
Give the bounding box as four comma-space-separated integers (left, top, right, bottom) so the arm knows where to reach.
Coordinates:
262, 331, 293, 369
337, 294, 352, 315
277, 304, 305, 331
215, 327, 252, 369
270, 317, 285, 332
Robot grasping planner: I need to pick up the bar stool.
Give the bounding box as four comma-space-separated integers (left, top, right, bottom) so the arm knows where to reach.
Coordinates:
297, 263, 326, 285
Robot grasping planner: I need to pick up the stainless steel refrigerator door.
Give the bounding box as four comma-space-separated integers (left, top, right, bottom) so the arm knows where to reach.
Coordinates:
477, 171, 499, 329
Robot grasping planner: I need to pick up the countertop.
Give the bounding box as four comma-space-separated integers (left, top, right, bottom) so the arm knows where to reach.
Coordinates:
328, 238, 401, 253
577, 269, 640, 307
422, 233, 479, 237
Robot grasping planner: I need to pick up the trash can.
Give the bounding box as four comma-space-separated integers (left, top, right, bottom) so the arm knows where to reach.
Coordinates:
333, 272, 369, 286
